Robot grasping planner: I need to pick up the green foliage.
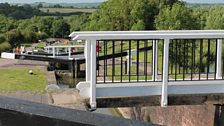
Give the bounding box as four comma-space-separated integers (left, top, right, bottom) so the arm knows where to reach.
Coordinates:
205, 6, 224, 29
155, 3, 197, 30
192, 7, 209, 30
86, 0, 160, 31
0, 3, 42, 19
68, 14, 89, 31
7, 29, 24, 47
52, 18, 70, 38
131, 20, 145, 30
0, 41, 11, 52
0, 35, 5, 43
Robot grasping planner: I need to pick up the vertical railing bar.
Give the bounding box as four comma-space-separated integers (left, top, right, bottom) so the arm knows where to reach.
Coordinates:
144, 40, 148, 81
103, 41, 106, 83
112, 40, 115, 83
178, 40, 181, 74
183, 40, 186, 80
223, 54, 224, 79
137, 40, 140, 82
162, 40, 164, 81
129, 40, 131, 82
97, 41, 100, 77
152, 40, 155, 81
215, 39, 218, 80
152, 40, 154, 80
193, 40, 196, 78
120, 40, 123, 82
199, 39, 203, 80
186, 40, 189, 74
105, 41, 107, 76
207, 39, 211, 80
191, 40, 194, 80
171, 40, 174, 75
175, 39, 178, 81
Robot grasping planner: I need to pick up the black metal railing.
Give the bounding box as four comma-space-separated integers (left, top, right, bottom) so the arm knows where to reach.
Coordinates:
168, 39, 222, 81
96, 39, 164, 84
96, 39, 224, 84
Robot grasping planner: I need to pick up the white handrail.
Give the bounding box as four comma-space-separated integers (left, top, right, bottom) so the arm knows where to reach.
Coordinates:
71, 30, 224, 110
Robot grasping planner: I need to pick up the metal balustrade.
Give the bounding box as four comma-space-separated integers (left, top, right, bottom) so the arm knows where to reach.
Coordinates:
168, 39, 223, 81
96, 39, 164, 83
70, 30, 224, 110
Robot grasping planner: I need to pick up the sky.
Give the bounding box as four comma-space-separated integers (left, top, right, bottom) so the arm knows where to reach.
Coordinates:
0, 0, 224, 3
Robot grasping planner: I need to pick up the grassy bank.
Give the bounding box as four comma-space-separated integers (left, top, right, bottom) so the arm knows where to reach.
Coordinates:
0, 68, 47, 90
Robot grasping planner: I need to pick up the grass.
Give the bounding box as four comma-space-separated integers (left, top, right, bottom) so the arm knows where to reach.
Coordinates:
103, 64, 152, 82
0, 68, 47, 90
98, 40, 190, 81
36, 42, 46, 48
40, 8, 96, 13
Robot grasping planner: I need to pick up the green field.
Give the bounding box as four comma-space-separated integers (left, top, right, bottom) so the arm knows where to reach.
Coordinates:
0, 68, 47, 90
40, 8, 96, 13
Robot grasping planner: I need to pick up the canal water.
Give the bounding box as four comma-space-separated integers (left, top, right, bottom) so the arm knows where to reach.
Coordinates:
56, 76, 122, 117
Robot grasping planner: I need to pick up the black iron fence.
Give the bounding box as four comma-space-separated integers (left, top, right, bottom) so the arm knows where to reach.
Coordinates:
96, 39, 224, 84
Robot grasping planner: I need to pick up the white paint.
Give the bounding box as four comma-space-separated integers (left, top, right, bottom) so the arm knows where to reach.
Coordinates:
85, 40, 91, 82
68, 47, 71, 59
90, 39, 97, 109
161, 38, 169, 107
1, 52, 15, 59
152, 40, 158, 81
217, 39, 222, 79
69, 30, 224, 38
73, 33, 224, 40
52, 47, 55, 58
77, 80, 224, 98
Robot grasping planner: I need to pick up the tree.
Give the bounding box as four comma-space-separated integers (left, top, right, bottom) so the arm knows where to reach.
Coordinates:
155, 3, 197, 30
7, 29, 24, 47
131, 20, 145, 30
130, 0, 159, 30
52, 19, 70, 38
37, 3, 43, 8
205, 6, 224, 29
193, 7, 209, 30
68, 14, 89, 31
22, 30, 38, 43
0, 35, 5, 44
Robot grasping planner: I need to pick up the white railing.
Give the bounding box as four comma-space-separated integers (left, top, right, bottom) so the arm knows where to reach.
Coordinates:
44, 45, 85, 60
70, 30, 224, 110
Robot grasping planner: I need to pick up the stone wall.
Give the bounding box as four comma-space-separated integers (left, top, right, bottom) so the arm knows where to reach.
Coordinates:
118, 105, 218, 126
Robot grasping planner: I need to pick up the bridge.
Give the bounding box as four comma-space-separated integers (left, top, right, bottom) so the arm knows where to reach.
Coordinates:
69, 30, 224, 110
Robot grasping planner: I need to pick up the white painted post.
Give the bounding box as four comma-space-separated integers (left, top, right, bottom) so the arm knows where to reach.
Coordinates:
126, 55, 130, 74
217, 39, 222, 79
161, 38, 169, 107
85, 40, 91, 82
52, 47, 55, 58
56, 48, 59, 55
90, 39, 97, 109
66, 47, 68, 53
152, 40, 158, 81
68, 47, 71, 59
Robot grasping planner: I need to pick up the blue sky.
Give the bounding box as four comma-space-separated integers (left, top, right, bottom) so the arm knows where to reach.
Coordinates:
0, 0, 223, 3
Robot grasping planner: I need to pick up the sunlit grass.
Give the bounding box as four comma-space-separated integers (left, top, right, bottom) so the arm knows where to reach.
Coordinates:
0, 68, 47, 90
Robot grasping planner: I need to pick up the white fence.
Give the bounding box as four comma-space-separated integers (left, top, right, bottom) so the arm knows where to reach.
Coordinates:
70, 30, 224, 110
